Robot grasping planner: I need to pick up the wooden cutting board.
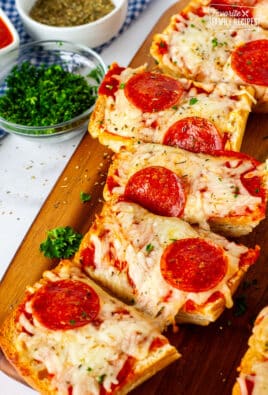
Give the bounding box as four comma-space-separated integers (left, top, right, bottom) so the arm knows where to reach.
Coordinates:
0, 1, 268, 394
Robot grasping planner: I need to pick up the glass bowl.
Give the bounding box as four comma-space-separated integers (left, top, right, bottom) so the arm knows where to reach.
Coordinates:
0, 40, 107, 142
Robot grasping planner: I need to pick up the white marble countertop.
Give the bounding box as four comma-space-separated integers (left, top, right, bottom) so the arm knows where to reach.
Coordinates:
0, 0, 177, 393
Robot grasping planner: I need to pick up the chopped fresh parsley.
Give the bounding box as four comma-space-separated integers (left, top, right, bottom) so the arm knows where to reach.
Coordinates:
80, 191, 92, 203
146, 243, 154, 253
212, 37, 218, 48
40, 226, 82, 259
189, 97, 198, 105
0, 61, 102, 131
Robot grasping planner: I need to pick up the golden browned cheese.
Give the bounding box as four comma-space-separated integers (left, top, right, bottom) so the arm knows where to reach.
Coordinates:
30, 0, 115, 26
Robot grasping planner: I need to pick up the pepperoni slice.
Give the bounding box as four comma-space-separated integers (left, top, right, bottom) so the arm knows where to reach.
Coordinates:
124, 166, 186, 217
160, 238, 227, 292
98, 64, 125, 97
163, 117, 223, 154
124, 72, 184, 113
210, 0, 255, 18
231, 40, 268, 86
31, 279, 100, 330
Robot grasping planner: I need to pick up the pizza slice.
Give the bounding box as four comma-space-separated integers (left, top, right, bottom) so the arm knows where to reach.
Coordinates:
103, 142, 268, 237
0, 259, 179, 395
89, 63, 254, 153
75, 200, 260, 329
233, 305, 268, 395
150, 2, 268, 111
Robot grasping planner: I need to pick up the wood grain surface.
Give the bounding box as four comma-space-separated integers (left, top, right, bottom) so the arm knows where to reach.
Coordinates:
1, 1, 268, 394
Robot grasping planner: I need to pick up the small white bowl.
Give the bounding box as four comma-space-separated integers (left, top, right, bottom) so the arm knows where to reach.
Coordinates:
0, 40, 107, 142
0, 8, 20, 57
15, 0, 128, 48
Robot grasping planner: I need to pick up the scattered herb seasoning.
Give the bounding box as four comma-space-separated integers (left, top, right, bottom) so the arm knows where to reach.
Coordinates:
80, 192, 92, 203
30, 0, 115, 26
0, 61, 101, 132
189, 97, 198, 105
233, 186, 240, 198
242, 279, 258, 290
97, 374, 106, 384
233, 295, 247, 317
212, 37, 218, 48
155, 306, 165, 317
40, 226, 83, 259
146, 243, 154, 253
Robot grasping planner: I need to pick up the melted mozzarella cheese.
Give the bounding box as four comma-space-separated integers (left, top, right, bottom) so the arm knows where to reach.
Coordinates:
250, 307, 268, 359
103, 65, 252, 151
251, 361, 268, 394
17, 263, 167, 395
104, 143, 264, 232
155, 7, 268, 83
85, 201, 252, 329
236, 306, 268, 395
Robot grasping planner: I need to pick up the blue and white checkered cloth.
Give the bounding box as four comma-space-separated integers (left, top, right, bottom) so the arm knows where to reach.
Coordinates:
0, 0, 152, 137
0, 0, 153, 51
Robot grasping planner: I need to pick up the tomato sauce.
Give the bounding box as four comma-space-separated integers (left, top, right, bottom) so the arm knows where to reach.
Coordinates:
0, 17, 13, 49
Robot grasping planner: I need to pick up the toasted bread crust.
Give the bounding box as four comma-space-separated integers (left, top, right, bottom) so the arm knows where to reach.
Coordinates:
150, 2, 268, 112
232, 306, 268, 395
75, 201, 259, 328
0, 260, 180, 395
102, 142, 267, 238
88, 63, 255, 153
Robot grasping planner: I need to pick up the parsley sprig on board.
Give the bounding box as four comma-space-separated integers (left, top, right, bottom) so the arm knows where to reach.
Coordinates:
40, 226, 82, 259
0, 61, 101, 129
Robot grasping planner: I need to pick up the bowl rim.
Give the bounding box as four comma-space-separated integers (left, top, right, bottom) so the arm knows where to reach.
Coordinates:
15, 0, 128, 30
0, 39, 108, 135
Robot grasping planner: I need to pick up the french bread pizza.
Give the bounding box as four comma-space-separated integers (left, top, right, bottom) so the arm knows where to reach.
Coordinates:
150, 1, 268, 111
89, 63, 254, 153
103, 142, 268, 237
0, 259, 179, 395
75, 200, 260, 329
233, 305, 268, 395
